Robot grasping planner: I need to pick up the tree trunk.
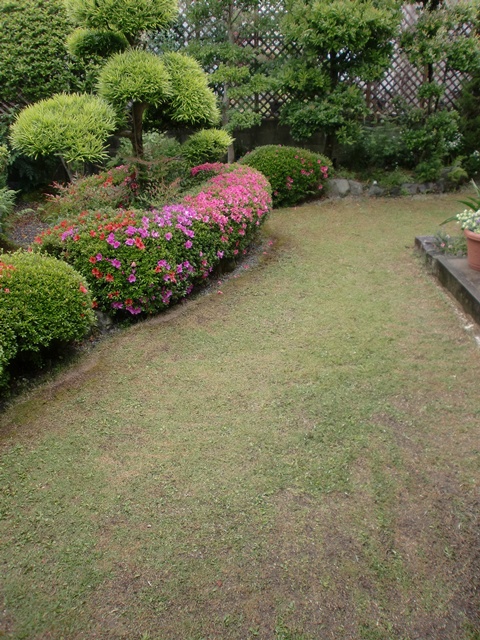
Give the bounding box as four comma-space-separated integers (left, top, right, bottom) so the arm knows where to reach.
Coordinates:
324, 133, 336, 164
132, 102, 148, 158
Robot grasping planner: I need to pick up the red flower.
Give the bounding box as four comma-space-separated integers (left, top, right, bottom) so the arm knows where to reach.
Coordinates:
79, 284, 88, 294
135, 237, 145, 250
105, 273, 114, 282
91, 267, 102, 279
89, 256, 96, 264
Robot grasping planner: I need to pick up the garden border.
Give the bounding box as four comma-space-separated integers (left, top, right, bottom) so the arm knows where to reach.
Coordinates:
415, 235, 480, 328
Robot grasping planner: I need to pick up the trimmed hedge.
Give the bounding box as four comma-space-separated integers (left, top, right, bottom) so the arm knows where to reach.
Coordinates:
239, 145, 332, 207
34, 164, 271, 317
0, 251, 95, 387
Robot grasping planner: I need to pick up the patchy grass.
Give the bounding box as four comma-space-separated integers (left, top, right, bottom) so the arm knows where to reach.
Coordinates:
1, 193, 479, 640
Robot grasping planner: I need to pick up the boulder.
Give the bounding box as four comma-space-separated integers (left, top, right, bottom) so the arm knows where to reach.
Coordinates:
327, 178, 351, 197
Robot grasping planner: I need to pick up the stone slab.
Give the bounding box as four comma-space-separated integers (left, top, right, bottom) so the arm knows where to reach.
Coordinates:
415, 236, 480, 326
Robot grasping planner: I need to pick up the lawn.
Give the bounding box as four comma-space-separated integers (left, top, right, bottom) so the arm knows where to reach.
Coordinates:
0, 193, 479, 640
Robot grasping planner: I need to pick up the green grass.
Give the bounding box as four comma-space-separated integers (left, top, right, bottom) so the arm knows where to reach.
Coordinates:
1, 193, 479, 639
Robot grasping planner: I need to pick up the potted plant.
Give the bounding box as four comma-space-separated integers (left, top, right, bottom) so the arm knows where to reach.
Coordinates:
441, 181, 480, 271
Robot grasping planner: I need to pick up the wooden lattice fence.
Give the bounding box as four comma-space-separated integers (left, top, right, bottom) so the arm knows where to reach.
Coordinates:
153, 1, 472, 120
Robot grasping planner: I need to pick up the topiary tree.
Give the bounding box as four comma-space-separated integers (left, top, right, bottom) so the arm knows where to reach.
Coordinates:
64, 0, 221, 159
152, 0, 282, 162
64, 0, 179, 46
397, 0, 480, 179
400, 0, 480, 115
279, 0, 402, 160
98, 50, 220, 157
98, 50, 173, 158
10, 93, 118, 179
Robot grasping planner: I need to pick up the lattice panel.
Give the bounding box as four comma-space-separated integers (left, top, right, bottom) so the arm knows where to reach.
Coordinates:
161, 1, 472, 120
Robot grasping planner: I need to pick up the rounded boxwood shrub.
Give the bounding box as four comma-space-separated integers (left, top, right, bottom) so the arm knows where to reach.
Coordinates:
0, 251, 95, 386
34, 164, 271, 318
239, 145, 332, 208
181, 129, 233, 167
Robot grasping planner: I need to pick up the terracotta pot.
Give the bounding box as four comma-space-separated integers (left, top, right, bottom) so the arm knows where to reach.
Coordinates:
465, 229, 480, 271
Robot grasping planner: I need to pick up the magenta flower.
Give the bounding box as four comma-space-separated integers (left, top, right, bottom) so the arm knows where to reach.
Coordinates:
165, 232, 172, 241
128, 273, 136, 283
185, 240, 193, 249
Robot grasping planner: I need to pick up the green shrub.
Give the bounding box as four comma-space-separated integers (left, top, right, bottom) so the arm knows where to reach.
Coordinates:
239, 145, 332, 207
351, 123, 405, 172
0, 251, 95, 386
0, 145, 8, 189
0, 187, 17, 234
0, 0, 91, 105
181, 129, 233, 167
43, 165, 139, 221
0, 323, 17, 389
66, 28, 129, 60
10, 93, 118, 172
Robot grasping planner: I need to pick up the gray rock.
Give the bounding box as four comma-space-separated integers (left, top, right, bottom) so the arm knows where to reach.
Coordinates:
328, 178, 351, 197
95, 310, 114, 332
402, 183, 419, 195
348, 180, 364, 196
368, 184, 386, 197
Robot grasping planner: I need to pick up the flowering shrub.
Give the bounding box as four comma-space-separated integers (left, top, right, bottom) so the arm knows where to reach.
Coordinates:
34, 164, 271, 318
441, 180, 480, 233
0, 252, 95, 388
43, 165, 139, 220
238, 145, 332, 208
455, 208, 480, 233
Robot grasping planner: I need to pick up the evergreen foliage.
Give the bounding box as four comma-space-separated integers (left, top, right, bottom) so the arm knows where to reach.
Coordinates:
0, 251, 95, 387
10, 94, 118, 176
0, 0, 90, 106
66, 28, 129, 61
279, 0, 402, 159
64, 0, 178, 44
151, 0, 281, 161
181, 129, 233, 167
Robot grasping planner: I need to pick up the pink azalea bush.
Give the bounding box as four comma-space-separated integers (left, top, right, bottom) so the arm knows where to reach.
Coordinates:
238, 145, 332, 208
34, 164, 271, 318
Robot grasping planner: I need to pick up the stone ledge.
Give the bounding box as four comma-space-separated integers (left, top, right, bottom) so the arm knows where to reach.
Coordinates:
415, 235, 480, 326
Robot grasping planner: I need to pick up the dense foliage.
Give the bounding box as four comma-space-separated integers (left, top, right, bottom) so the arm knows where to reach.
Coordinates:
181, 129, 233, 167
9, 94, 118, 177
279, 0, 401, 159
0, 0, 89, 107
64, 0, 178, 45
0, 251, 95, 388
396, 0, 480, 181
43, 165, 139, 221
34, 164, 271, 317
239, 145, 331, 207
150, 0, 281, 162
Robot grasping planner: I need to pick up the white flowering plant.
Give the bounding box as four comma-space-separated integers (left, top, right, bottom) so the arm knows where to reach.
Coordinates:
441, 180, 480, 233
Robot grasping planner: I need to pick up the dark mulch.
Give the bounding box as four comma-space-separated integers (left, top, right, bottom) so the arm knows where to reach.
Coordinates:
3, 205, 50, 249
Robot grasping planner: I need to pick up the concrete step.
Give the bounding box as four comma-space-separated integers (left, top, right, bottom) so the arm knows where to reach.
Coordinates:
415, 236, 480, 327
